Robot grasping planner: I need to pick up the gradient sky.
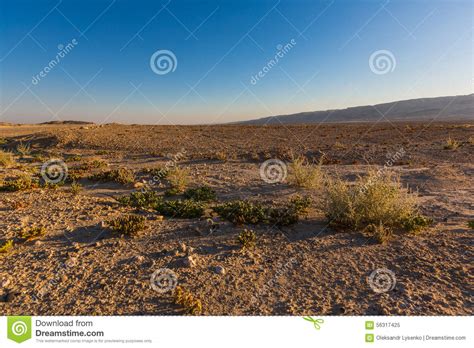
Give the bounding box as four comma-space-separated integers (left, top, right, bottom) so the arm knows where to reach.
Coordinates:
0, 0, 472, 124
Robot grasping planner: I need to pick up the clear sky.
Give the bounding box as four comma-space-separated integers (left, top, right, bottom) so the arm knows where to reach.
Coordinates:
0, 0, 472, 124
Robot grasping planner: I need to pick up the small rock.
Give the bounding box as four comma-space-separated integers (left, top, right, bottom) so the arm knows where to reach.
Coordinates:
61, 274, 68, 282
1, 277, 11, 288
213, 265, 226, 275
178, 243, 187, 253
134, 255, 145, 263
183, 255, 197, 268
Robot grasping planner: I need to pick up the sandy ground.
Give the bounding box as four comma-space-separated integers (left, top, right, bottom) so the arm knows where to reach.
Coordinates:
0, 122, 473, 315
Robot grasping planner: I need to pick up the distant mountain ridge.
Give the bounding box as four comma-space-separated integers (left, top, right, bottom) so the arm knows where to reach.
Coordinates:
238, 94, 474, 124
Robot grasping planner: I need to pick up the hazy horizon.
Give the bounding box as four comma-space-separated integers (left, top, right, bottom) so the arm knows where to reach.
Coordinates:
1, 0, 472, 125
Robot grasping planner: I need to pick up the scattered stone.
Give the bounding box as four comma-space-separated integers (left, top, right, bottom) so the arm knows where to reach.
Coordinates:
1, 277, 11, 289
213, 265, 226, 275
35, 240, 43, 246
134, 255, 145, 263
182, 255, 197, 268
178, 243, 187, 253
133, 182, 144, 188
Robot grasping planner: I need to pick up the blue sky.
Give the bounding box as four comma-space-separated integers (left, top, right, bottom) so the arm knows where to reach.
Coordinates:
0, 0, 472, 124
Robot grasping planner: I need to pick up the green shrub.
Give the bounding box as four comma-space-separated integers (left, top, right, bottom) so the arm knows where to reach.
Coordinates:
19, 226, 46, 241
401, 214, 433, 234
184, 186, 216, 202
238, 229, 256, 249
155, 199, 205, 218
468, 221, 474, 229
214, 196, 311, 226
106, 214, 146, 235
0, 174, 38, 192
118, 190, 161, 209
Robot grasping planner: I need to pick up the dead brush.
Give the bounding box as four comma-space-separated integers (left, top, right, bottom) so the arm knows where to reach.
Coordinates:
174, 286, 202, 315
323, 169, 431, 239
16, 142, 31, 157
166, 166, 190, 193
0, 150, 15, 167
443, 136, 460, 150
363, 222, 393, 244
287, 155, 324, 189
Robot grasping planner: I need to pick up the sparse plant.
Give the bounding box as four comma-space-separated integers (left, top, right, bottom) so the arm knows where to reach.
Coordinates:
143, 166, 169, 179
468, 221, 474, 229
401, 213, 433, 234
183, 186, 216, 202
214, 196, 311, 226
166, 166, 190, 193
118, 190, 161, 209
0, 240, 14, 253
65, 154, 82, 162
19, 226, 46, 241
155, 199, 205, 218
0, 137, 7, 145
333, 141, 346, 150
238, 229, 256, 249
363, 222, 393, 244
323, 170, 431, 235
443, 137, 460, 150
288, 156, 324, 189
70, 181, 82, 195
212, 151, 227, 161
174, 286, 202, 315
89, 168, 135, 185
106, 214, 146, 236
16, 142, 30, 156
0, 173, 38, 192
0, 150, 15, 167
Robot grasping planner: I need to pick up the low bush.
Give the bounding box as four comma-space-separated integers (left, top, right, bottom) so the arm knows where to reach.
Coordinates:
0, 240, 14, 253
0, 150, 15, 167
19, 226, 46, 241
183, 186, 216, 202
288, 156, 324, 189
106, 214, 146, 236
0, 174, 38, 192
89, 168, 135, 185
238, 229, 256, 249
174, 286, 202, 315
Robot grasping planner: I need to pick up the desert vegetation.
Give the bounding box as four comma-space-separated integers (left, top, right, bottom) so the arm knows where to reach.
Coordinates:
0, 122, 471, 316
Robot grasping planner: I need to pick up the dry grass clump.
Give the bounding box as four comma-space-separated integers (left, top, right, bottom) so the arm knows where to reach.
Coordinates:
106, 214, 146, 236
443, 137, 460, 150
166, 166, 190, 193
174, 286, 202, 315
0, 240, 14, 254
287, 156, 324, 189
323, 170, 431, 238
16, 142, 31, 157
0, 150, 15, 167
70, 181, 82, 195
